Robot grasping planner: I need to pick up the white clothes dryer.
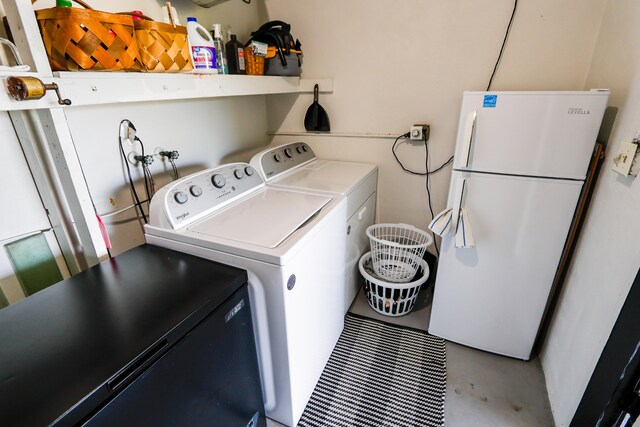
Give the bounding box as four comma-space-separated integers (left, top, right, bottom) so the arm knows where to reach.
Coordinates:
144, 163, 346, 427
250, 142, 377, 314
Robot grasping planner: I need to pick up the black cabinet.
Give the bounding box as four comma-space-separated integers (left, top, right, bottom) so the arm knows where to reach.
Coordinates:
0, 244, 265, 427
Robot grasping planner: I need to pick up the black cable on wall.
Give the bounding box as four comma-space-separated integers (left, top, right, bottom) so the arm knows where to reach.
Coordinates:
487, 0, 519, 91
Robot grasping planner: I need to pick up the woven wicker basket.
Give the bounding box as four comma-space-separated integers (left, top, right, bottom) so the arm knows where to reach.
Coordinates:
130, 17, 193, 73
34, 0, 142, 71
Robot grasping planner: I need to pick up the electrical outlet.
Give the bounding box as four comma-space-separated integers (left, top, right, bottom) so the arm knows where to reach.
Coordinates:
119, 121, 136, 145
612, 140, 639, 176
410, 124, 430, 141
119, 122, 129, 143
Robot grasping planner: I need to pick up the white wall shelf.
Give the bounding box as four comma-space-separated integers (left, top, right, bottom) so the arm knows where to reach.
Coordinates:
0, 74, 333, 111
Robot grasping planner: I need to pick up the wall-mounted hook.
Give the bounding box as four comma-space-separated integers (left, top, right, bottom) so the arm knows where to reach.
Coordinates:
6, 76, 72, 106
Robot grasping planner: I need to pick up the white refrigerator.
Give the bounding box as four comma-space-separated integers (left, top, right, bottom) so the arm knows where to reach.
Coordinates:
428, 90, 610, 360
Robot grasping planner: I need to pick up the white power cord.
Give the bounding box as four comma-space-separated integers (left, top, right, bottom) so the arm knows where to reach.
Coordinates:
0, 38, 30, 72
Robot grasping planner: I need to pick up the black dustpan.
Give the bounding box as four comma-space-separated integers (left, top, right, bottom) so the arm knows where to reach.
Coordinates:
304, 84, 330, 132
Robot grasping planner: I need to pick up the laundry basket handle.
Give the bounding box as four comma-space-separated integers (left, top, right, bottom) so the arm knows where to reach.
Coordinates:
397, 223, 418, 230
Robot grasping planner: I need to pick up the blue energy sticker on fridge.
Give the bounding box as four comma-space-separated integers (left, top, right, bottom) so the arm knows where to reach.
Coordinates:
483, 95, 497, 108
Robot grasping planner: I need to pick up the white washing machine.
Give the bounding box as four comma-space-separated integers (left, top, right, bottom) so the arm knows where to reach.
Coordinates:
250, 142, 377, 314
144, 163, 347, 427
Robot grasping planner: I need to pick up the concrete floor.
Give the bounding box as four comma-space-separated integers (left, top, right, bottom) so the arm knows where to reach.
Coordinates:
349, 286, 555, 427
268, 286, 555, 426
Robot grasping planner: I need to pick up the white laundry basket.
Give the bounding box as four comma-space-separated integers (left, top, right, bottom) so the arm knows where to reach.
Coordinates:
359, 252, 430, 317
366, 223, 432, 283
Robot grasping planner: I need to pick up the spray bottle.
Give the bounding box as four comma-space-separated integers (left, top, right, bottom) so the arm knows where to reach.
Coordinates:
211, 24, 227, 75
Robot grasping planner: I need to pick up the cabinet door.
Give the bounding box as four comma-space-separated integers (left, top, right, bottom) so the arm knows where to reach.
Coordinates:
84, 286, 266, 427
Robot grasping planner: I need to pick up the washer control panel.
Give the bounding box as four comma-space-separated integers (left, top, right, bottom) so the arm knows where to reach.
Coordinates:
258, 142, 315, 181
160, 163, 264, 229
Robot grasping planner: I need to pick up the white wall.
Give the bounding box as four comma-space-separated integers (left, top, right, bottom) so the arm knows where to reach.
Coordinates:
541, 1, 640, 425
262, 0, 607, 247
64, 95, 269, 256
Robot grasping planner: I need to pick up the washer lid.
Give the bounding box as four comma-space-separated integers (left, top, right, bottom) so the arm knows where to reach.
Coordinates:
188, 188, 332, 248
273, 160, 376, 196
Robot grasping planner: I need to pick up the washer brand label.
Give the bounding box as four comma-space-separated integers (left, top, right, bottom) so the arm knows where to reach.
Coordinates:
287, 274, 296, 290
175, 212, 189, 221
225, 299, 245, 323
483, 95, 497, 108
568, 108, 590, 115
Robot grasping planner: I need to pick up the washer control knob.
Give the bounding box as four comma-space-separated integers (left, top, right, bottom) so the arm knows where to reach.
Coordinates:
284, 147, 293, 158
211, 174, 226, 188
302, 145, 308, 152
234, 169, 245, 179
189, 185, 202, 197
174, 191, 188, 204
296, 145, 304, 154
273, 153, 282, 162
244, 166, 254, 176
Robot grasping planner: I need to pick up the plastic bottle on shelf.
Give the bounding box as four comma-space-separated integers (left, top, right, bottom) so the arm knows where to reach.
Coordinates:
225, 34, 246, 75
186, 17, 217, 73
211, 24, 227, 75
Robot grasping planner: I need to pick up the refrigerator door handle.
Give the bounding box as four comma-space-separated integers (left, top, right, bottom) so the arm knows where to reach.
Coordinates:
459, 110, 477, 168
451, 177, 466, 234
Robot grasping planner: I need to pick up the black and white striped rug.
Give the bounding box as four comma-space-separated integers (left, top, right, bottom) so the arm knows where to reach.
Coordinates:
298, 313, 446, 427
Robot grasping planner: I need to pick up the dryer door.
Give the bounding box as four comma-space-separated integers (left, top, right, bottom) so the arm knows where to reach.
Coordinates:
344, 193, 376, 313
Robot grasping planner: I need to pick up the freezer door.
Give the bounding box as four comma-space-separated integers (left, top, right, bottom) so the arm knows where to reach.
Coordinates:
453, 91, 609, 179
428, 171, 583, 359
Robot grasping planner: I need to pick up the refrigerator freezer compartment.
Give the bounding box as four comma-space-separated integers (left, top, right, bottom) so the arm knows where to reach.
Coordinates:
453, 91, 609, 179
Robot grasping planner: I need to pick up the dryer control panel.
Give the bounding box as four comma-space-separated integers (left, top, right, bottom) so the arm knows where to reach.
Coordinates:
149, 163, 265, 230
253, 142, 316, 181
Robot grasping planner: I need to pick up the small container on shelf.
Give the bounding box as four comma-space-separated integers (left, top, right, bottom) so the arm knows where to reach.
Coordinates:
244, 40, 267, 76
186, 16, 217, 73
226, 34, 246, 75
